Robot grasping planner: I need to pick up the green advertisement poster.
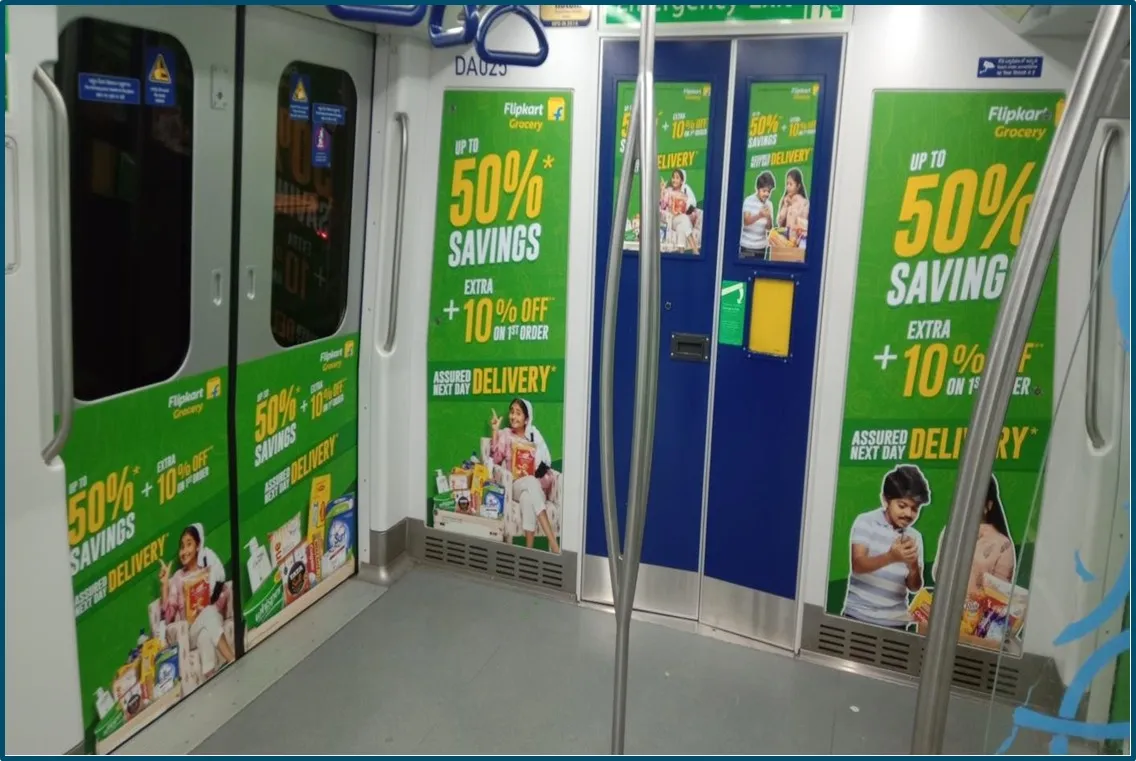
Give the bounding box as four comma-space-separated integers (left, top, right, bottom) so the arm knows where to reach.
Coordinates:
426, 88, 572, 554
615, 80, 711, 255
826, 91, 1063, 655
736, 81, 819, 264
234, 334, 360, 649
62, 370, 232, 751
602, 5, 846, 26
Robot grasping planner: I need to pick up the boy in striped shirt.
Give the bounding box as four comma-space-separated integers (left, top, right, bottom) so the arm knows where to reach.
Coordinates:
841, 464, 931, 630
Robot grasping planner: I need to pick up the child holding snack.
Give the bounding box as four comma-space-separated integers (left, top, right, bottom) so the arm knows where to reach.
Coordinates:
159, 523, 235, 672
489, 398, 561, 554
841, 465, 931, 630
776, 167, 810, 245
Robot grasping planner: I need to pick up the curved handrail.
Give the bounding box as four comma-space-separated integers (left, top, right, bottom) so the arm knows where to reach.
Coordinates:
325, 5, 427, 26
428, 5, 479, 47
475, 5, 549, 67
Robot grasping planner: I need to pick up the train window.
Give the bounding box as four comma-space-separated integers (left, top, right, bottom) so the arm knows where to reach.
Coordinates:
270, 61, 358, 348
57, 19, 194, 401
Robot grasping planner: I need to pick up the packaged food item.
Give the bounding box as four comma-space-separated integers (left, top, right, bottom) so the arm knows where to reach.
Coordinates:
113, 664, 144, 718
270, 513, 303, 565
511, 441, 537, 479
246, 537, 272, 594
435, 469, 451, 495
322, 545, 348, 576
481, 483, 506, 520
309, 475, 331, 540
471, 463, 490, 495
325, 496, 355, 558
95, 687, 116, 720
153, 647, 179, 698
433, 494, 457, 512
282, 541, 317, 605
449, 470, 471, 492
454, 490, 473, 514
960, 599, 981, 636
908, 587, 933, 624
139, 638, 163, 697
182, 568, 211, 625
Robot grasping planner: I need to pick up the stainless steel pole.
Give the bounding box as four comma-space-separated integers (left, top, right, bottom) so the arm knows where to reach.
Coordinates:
600, 77, 643, 611
910, 5, 1129, 754
611, 5, 658, 755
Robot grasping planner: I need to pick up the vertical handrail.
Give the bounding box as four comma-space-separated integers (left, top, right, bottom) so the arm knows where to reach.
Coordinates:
610, 5, 658, 755
1086, 126, 1121, 449
381, 112, 410, 354
600, 77, 642, 611
34, 65, 75, 463
910, 5, 1130, 754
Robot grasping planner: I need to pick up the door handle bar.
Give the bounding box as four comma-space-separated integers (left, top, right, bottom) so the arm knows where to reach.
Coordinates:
381, 112, 410, 355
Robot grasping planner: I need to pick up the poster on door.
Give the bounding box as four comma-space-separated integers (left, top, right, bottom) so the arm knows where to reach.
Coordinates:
614, 80, 711, 255
61, 371, 232, 753
234, 335, 360, 650
824, 90, 1063, 655
736, 81, 819, 263
426, 88, 573, 554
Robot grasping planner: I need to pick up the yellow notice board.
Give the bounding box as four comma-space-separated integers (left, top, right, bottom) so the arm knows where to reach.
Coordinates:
747, 278, 795, 358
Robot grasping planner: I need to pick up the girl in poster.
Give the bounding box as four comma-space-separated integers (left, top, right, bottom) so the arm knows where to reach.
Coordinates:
489, 398, 561, 554
659, 168, 701, 253
159, 523, 236, 671
776, 167, 810, 247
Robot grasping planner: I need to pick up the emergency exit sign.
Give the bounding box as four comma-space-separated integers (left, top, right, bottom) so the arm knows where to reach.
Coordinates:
603, 5, 846, 27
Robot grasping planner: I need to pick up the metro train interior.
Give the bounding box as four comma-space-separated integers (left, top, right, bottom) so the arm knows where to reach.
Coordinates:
4, 3, 1131, 755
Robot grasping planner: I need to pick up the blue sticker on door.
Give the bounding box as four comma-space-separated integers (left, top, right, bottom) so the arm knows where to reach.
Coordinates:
78, 74, 140, 105
313, 103, 346, 126
312, 123, 332, 169
144, 47, 176, 107
977, 56, 1043, 78
289, 73, 311, 121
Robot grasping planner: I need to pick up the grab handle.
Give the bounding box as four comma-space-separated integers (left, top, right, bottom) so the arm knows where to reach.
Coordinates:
1086, 125, 1121, 449
34, 66, 76, 464
475, 5, 549, 67
428, 5, 479, 47
381, 112, 410, 354
325, 5, 428, 26
599, 76, 642, 607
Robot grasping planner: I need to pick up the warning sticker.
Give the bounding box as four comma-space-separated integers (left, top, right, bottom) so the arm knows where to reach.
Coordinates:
144, 47, 176, 107
312, 122, 332, 169
289, 72, 311, 121
313, 103, 346, 126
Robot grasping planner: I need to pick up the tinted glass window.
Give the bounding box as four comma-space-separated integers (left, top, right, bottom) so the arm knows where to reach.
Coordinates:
57, 18, 193, 400
270, 61, 357, 347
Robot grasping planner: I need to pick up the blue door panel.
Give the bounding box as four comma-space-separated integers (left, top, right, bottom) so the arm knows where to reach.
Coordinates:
703, 37, 843, 599
586, 40, 731, 574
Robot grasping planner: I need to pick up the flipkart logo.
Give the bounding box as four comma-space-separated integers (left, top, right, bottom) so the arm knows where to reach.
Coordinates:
547, 96, 566, 122
206, 376, 222, 399
344, 339, 355, 358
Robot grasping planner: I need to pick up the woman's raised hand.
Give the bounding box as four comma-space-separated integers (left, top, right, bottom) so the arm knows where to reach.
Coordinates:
489, 409, 502, 431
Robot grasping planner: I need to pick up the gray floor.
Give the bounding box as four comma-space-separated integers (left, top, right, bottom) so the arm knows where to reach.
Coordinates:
193, 567, 1048, 755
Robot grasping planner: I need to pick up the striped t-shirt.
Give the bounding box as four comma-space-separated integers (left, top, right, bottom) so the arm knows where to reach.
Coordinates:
842, 508, 923, 628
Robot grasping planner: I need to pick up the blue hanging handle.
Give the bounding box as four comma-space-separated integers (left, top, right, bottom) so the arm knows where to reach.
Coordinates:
475, 5, 549, 67
325, 5, 428, 26
428, 5, 480, 47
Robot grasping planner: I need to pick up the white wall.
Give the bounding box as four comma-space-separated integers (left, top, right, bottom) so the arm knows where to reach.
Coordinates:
801, 3, 1120, 682
364, 15, 601, 566
4, 5, 85, 754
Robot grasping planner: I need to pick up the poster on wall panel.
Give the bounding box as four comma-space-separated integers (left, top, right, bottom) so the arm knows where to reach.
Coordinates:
736, 80, 819, 263
235, 335, 360, 649
615, 80, 711, 255
63, 373, 232, 752
825, 90, 1063, 655
426, 88, 573, 554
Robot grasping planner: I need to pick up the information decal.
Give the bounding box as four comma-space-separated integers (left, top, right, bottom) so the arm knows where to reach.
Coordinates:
615, 80, 711, 255
426, 88, 573, 555
235, 334, 360, 648
736, 81, 819, 264
62, 370, 232, 751
602, 5, 846, 26
825, 91, 1063, 655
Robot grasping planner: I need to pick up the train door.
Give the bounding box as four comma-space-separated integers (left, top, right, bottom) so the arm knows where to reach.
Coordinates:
53, 6, 238, 752
583, 40, 732, 618
701, 38, 843, 649
233, 6, 375, 651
